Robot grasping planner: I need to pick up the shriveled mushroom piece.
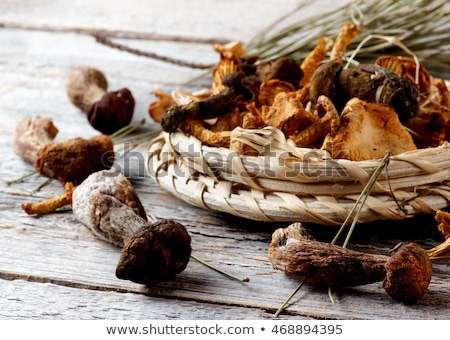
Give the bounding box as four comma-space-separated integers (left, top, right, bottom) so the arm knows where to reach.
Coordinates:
34, 134, 115, 186
66, 66, 135, 134
116, 219, 192, 286
291, 95, 339, 148
321, 98, 417, 161
261, 91, 318, 138
13, 116, 59, 164
72, 169, 148, 247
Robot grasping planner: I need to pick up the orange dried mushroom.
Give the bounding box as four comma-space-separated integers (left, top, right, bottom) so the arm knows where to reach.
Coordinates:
179, 118, 231, 148
261, 91, 318, 138
329, 22, 362, 62
148, 90, 176, 123
322, 98, 417, 161
300, 36, 334, 87
375, 56, 432, 98
212, 41, 248, 95
258, 79, 296, 106
291, 95, 339, 148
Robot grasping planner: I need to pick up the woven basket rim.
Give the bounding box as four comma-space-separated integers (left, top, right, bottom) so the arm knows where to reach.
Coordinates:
146, 127, 450, 225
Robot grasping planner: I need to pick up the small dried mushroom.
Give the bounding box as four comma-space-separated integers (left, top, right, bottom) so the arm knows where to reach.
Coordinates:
72, 169, 191, 286
66, 66, 135, 134
13, 116, 59, 164
268, 223, 432, 304
34, 134, 115, 186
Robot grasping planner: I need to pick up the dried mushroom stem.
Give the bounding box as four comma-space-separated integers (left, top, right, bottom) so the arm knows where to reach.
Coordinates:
22, 182, 74, 215
161, 72, 254, 133
269, 223, 433, 305
269, 223, 387, 286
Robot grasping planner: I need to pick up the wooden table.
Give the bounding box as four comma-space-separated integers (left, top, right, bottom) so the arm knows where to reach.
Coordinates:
0, 0, 449, 320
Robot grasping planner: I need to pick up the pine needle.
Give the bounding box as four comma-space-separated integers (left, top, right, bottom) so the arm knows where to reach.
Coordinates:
245, 0, 450, 72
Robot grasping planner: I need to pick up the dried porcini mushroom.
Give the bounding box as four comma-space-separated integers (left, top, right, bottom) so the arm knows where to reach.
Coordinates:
337, 63, 420, 121
34, 134, 114, 185
255, 57, 303, 89
12, 116, 59, 164
72, 169, 192, 286
383, 242, 432, 304
86, 88, 135, 135
310, 61, 420, 121
116, 219, 192, 286
308, 60, 342, 110
66, 66, 135, 134
269, 223, 432, 304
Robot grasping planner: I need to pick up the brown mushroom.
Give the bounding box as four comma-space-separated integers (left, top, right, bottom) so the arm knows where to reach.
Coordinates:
268, 223, 433, 304
66, 66, 135, 134
12, 116, 59, 164
71, 169, 192, 286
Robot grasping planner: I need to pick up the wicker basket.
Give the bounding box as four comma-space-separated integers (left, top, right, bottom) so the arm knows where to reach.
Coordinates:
146, 124, 450, 225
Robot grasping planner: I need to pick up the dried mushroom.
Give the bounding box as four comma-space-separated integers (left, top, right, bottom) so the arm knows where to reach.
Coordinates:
116, 219, 192, 286
34, 134, 115, 186
66, 66, 135, 134
269, 223, 432, 304
13, 116, 59, 164
149, 21, 450, 159
72, 169, 192, 286
321, 98, 417, 161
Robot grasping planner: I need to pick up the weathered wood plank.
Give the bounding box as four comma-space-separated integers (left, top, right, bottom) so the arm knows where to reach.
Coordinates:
1, 279, 303, 320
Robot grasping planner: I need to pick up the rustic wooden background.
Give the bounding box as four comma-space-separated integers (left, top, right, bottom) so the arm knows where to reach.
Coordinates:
0, 0, 449, 319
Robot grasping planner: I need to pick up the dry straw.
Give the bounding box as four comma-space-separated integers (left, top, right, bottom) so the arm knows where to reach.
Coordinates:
245, 0, 450, 72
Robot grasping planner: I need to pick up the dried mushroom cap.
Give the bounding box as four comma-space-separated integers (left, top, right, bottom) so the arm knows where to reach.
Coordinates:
383, 242, 432, 304
34, 134, 115, 185
86, 88, 135, 135
72, 169, 148, 247
337, 63, 420, 121
66, 66, 108, 111
13, 116, 59, 164
116, 219, 192, 286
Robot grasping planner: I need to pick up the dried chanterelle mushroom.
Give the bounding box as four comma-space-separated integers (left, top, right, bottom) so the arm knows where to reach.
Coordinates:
268, 223, 432, 304
66, 66, 135, 134
72, 169, 191, 286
